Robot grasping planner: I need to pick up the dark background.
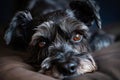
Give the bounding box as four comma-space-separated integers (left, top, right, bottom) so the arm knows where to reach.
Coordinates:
0, 0, 120, 27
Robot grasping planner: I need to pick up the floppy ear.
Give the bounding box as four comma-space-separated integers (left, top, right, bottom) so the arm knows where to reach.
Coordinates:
4, 10, 33, 50
69, 0, 101, 29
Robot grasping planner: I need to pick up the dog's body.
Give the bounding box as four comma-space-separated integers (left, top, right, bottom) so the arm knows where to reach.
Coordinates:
4, 0, 113, 79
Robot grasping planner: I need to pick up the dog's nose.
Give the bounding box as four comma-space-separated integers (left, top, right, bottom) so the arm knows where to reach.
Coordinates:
62, 62, 77, 75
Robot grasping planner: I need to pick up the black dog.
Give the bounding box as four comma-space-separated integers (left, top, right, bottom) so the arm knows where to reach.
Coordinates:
4, 0, 113, 79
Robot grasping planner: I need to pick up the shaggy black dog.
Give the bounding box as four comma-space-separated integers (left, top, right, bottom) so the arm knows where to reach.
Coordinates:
4, 0, 113, 79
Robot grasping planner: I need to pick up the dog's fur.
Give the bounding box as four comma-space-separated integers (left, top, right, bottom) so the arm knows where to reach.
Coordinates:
4, 0, 113, 79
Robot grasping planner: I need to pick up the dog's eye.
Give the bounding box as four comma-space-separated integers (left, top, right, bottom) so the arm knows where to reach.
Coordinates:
39, 41, 46, 48
72, 34, 83, 42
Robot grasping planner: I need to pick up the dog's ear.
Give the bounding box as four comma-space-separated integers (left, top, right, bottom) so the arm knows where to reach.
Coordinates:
69, 0, 101, 29
4, 10, 33, 50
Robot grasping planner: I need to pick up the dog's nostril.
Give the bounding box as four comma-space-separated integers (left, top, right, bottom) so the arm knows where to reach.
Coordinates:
68, 63, 77, 74
62, 63, 77, 75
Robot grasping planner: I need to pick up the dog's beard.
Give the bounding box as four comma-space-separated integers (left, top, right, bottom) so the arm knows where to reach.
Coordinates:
77, 54, 97, 74
39, 53, 97, 79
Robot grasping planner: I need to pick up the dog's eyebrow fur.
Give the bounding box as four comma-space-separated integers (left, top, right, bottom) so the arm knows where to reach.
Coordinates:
59, 18, 89, 34
32, 21, 54, 40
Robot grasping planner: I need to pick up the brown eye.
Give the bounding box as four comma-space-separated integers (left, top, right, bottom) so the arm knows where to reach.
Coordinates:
72, 34, 83, 42
39, 41, 46, 48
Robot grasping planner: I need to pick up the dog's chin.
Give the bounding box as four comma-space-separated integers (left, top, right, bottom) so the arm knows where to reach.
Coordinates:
39, 55, 97, 79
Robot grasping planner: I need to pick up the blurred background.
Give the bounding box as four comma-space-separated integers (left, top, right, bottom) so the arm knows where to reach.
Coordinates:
0, 0, 120, 27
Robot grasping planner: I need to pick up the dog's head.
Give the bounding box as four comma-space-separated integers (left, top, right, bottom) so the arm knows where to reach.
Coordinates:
30, 17, 97, 78
4, 0, 101, 79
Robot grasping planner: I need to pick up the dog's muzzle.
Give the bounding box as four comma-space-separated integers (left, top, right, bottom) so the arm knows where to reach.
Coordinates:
39, 52, 97, 79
